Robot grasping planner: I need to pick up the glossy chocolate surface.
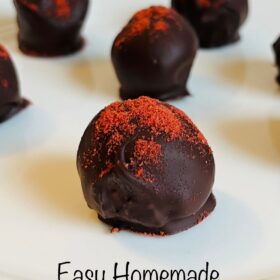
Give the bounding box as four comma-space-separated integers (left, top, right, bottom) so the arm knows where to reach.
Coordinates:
0, 45, 29, 123
111, 6, 198, 100
273, 37, 280, 84
14, 0, 89, 57
172, 0, 248, 48
77, 97, 216, 235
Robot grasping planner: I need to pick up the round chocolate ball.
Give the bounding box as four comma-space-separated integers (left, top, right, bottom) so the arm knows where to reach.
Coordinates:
13, 0, 89, 57
171, 0, 248, 48
0, 45, 29, 123
77, 96, 216, 235
273, 36, 280, 84
111, 6, 198, 101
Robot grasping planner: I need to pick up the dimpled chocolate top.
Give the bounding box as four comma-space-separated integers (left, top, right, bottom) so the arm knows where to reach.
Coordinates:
115, 6, 183, 48
77, 97, 216, 235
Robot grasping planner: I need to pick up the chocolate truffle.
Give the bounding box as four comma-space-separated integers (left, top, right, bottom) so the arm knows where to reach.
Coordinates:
0, 45, 29, 123
171, 0, 248, 48
77, 97, 216, 235
14, 0, 89, 57
273, 36, 280, 84
111, 6, 198, 101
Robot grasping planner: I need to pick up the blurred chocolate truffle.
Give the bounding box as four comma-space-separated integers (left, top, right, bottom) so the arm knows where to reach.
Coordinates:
273, 36, 280, 84
111, 6, 198, 101
172, 0, 248, 48
14, 0, 89, 57
0, 45, 29, 123
77, 96, 216, 235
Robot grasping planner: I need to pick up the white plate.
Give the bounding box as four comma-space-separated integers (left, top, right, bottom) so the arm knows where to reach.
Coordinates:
0, 1, 280, 279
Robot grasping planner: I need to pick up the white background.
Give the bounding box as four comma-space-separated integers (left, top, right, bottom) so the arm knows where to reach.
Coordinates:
0, 0, 279, 279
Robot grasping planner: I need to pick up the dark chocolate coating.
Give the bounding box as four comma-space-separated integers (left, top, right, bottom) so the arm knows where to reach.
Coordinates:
172, 0, 248, 48
14, 0, 89, 57
0, 45, 29, 123
273, 37, 280, 84
77, 97, 216, 235
111, 7, 198, 100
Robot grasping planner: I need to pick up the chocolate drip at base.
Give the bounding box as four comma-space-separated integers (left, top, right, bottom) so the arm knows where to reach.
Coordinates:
0, 98, 30, 123
99, 194, 216, 235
